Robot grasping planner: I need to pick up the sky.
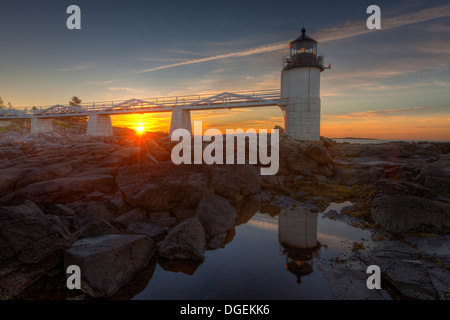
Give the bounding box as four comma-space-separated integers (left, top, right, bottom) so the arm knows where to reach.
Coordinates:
0, 0, 449, 139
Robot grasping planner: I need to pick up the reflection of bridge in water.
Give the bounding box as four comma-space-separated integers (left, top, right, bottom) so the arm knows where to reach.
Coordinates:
0, 89, 282, 136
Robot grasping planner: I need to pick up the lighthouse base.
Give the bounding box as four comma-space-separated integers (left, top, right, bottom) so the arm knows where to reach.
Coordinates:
283, 97, 321, 141
281, 67, 321, 141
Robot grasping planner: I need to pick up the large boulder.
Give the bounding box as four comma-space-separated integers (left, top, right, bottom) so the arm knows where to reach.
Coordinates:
114, 208, 147, 226
118, 164, 211, 211
0, 201, 73, 299
357, 240, 450, 300
15, 162, 73, 189
75, 219, 122, 240
286, 150, 318, 176
371, 194, 450, 233
208, 165, 261, 203
157, 217, 206, 262
0, 174, 115, 205
71, 201, 116, 230
306, 144, 332, 166
0, 167, 31, 197
196, 194, 236, 238
127, 222, 167, 240
64, 234, 155, 298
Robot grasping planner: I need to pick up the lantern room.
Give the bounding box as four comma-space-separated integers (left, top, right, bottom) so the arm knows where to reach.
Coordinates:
284, 28, 325, 71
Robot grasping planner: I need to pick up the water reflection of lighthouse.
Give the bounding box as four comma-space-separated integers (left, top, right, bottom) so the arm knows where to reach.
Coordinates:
278, 206, 321, 284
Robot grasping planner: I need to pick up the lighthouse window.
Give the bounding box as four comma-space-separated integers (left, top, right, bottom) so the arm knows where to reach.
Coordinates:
291, 42, 317, 56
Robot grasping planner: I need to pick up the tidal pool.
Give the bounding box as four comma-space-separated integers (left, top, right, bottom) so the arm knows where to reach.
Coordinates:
133, 202, 391, 300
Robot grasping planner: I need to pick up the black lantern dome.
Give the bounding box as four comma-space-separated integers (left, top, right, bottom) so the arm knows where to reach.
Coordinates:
285, 28, 325, 71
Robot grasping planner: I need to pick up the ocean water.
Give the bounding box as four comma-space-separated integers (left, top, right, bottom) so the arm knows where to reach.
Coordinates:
333, 139, 449, 144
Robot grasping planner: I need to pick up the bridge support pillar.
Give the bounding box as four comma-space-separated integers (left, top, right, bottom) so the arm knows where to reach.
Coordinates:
169, 107, 192, 136
0, 120, 11, 128
87, 114, 113, 136
31, 118, 53, 134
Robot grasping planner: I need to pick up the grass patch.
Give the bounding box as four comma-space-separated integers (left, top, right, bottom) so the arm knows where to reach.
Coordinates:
351, 242, 365, 252
402, 232, 439, 237
329, 257, 347, 264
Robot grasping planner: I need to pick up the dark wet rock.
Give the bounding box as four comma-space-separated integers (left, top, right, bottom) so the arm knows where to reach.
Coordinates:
127, 222, 167, 240
261, 195, 317, 216
0, 167, 31, 197
50, 204, 76, 231
172, 207, 196, 222
320, 136, 336, 148
0, 201, 73, 299
316, 165, 334, 177
339, 168, 381, 186
75, 219, 121, 240
427, 264, 450, 300
207, 232, 227, 250
327, 146, 346, 159
375, 179, 436, 198
261, 174, 287, 187
157, 217, 206, 262
149, 212, 178, 228
196, 194, 236, 238
357, 240, 450, 300
110, 259, 157, 300
0, 174, 115, 205
16, 162, 73, 189
315, 174, 327, 183
404, 235, 450, 267
258, 190, 272, 202
208, 165, 261, 203
118, 164, 211, 211
306, 144, 332, 166
64, 234, 155, 298
105, 191, 130, 216
286, 150, 318, 176
371, 194, 450, 233
72, 201, 116, 230
236, 165, 261, 194
158, 259, 202, 276
321, 261, 385, 300
114, 208, 147, 226
235, 194, 262, 226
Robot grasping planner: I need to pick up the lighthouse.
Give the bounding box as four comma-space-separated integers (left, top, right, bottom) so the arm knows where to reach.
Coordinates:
281, 28, 329, 141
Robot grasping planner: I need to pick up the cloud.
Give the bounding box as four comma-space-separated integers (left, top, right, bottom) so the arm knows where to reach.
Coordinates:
314, 5, 450, 42
107, 87, 138, 92
141, 57, 185, 62
87, 80, 117, 86
210, 68, 226, 75
56, 65, 94, 72
135, 42, 286, 73
135, 5, 450, 74
324, 106, 435, 120
168, 49, 209, 56
435, 81, 450, 87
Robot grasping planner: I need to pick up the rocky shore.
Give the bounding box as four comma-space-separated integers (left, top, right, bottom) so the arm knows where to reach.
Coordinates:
0, 120, 449, 299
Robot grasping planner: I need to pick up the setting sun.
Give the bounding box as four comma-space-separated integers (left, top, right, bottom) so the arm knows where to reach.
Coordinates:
135, 126, 145, 134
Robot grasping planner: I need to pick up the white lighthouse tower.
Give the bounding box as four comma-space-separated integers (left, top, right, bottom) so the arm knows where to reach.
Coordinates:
281, 28, 329, 141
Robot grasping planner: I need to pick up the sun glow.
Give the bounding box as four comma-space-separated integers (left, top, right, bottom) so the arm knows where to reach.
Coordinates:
135, 126, 145, 134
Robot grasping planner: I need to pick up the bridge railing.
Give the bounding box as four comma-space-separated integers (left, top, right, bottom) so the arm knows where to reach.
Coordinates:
6, 89, 281, 118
